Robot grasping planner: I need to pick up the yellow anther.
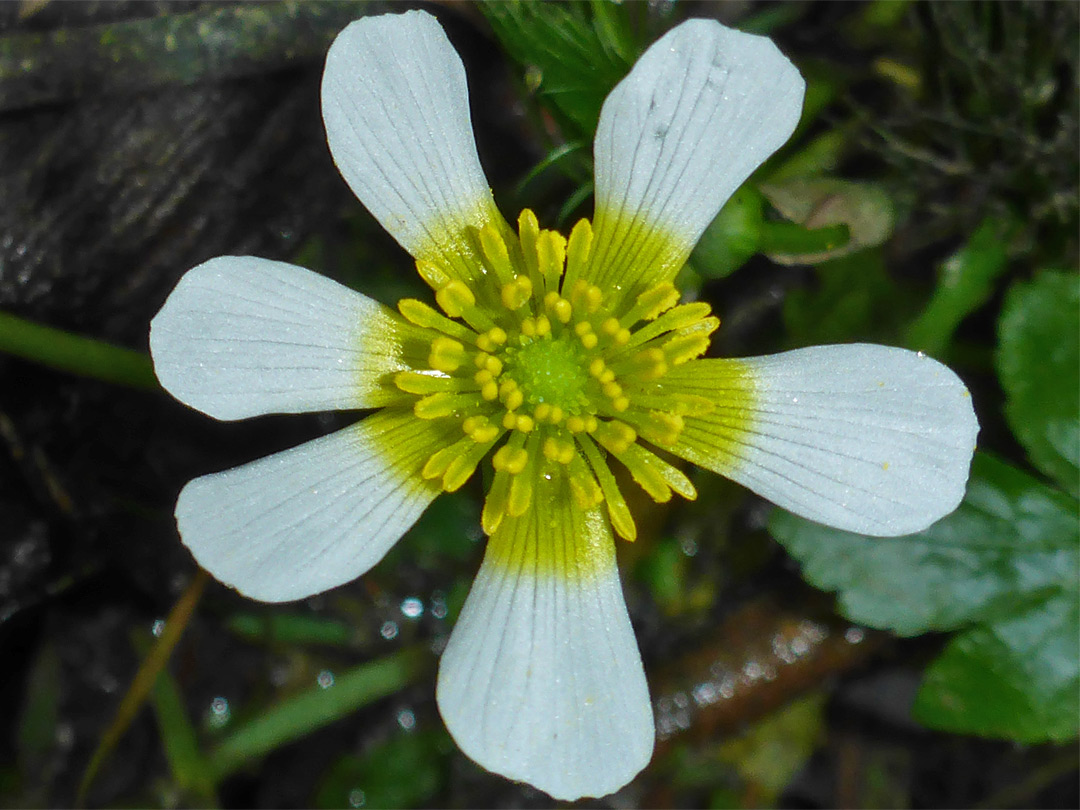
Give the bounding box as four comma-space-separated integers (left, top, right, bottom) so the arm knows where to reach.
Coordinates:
429, 336, 466, 373
414, 392, 458, 419
502, 411, 517, 429
549, 406, 564, 424
566, 415, 587, 433
474, 369, 493, 385
613, 396, 630, 412
499, 379, 518, 397
565, 217, 593, 279
641, 411, 684, 445
594, 420, 637, 454
534, 403, 552, 422
580, 332, 598, 350
481, 381, 499, 401
589, 358, 606, 378
503, 388, 524, 411
479, 222, 514, 281
474, 351, 492, 368
415, 259, 451, 290
501, 275, 533, 310
397, 298, 474, 340
435, 280, 475, 318
475, 425, 500, 443
462, 415, 487, 435
634, 282, 680, 322
537, 229, 567, 285
663, 331, 714, 365
514, 414, 535, 433
585, 285, 603, 313
614, 328, 631, 345
493, 445, 529, 475
602, 381, 623, 399
394, 370, 458, 395
521, 318, 537, 337
485, 356, 503, 375
601, 317, 621, 336
475, 327, 507, 352
574, 322, 592, 337
599, 368, 616, 384
542, 437, 562, 461
542, 437, 576, 465
585, 415, 598, 432
535, 315, 551, 336
518, 209, 540, 279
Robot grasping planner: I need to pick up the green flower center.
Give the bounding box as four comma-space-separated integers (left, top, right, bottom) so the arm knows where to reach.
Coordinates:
504, 335, 589, 411
392, 209, 720, 541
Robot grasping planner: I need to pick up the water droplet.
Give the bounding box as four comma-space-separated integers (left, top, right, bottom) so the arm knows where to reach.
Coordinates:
844, 626, 866, 644
380, 620, 399, 640
317, 670, 335, 689
151, 619, 166, 637
400, 597, 424, 619
678, 536, 698, 557
397, 707, 416, 731
209, 697, 231, 728
348, 788, 366, 808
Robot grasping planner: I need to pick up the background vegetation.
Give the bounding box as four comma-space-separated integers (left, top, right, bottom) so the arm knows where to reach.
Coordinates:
0, 1, 1076, 807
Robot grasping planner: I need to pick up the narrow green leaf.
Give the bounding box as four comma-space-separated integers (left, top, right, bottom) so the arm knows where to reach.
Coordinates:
0, 310, 157, 389
758, 221, 851, 256
225, 612, 358, 648
996, 270, 1080, 496
905, 217, 1012, 356
210, 646, 431, 779
313, 731, 449, 809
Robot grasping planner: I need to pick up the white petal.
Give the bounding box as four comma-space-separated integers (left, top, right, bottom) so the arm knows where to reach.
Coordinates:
322, 11, 504, 279
583, 19, 804, 293
666, 344, 979, 536
176, 409, 450, 602
437, 479, 653, 800
150, 256, 409, 421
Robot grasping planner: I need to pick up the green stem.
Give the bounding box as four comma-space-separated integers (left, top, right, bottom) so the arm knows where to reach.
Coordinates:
758, 221, 851, 255
0, 311, 157, 390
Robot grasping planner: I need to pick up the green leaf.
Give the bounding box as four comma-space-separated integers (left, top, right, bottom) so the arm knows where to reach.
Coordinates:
769, 453, 1079, 742
769, 453, 1077, 636
913, 593, 1079, 742
225, 611, 359, 648
760, 178, 893, 265
689, 187, 764, 279
313, 731, 448, 809
905, 217, 1012, 356
209, 646, 430, 779
996, 270, 1080, 496
781, 249, 911, 346
482, 1, 635, 137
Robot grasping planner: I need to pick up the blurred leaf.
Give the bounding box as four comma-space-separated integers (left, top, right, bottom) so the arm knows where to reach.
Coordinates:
313, 731, 448, 809
782, 250, 909, 346
718, 693, 826, 799
210, 646, 431, 779
135, 633, 218, 806
761, 178, 894, 264
225, 611, 358, 648
690, 187, 765, 279
769, 453, 1077, 636
16, 641, 61, 788
758, 221, 851, 256
78, 570, 208, 804
482, 1, 635, 137
913, 592, 1079, 742
905, 217, 1012, 356
996, 270, 1080, 496
765, 128, 847, 182
770, 454, 1079, 743
0, 311, 157, 390
395, 490, 480, 566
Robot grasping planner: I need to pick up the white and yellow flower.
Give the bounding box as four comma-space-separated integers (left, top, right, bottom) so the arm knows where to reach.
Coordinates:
150, 11, 978, 801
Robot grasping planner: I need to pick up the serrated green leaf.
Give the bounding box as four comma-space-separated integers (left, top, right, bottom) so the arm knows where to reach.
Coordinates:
768, 453, 1077, 636
904, 217, 1012, 356
913, 592, 1079, 742
996, 270, 1080, 496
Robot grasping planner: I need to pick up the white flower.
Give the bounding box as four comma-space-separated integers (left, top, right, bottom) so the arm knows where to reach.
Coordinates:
149, 11, 978, 800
